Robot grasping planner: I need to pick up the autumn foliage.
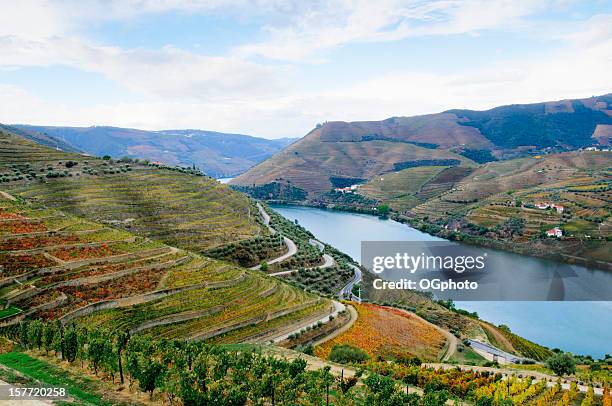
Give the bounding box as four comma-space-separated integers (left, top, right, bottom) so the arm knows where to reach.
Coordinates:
315, 303, 445, 361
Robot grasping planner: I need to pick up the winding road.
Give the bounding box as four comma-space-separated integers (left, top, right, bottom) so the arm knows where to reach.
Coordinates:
268, 253, 335, 276
250, 203, 298, 270
338, 263, 362, 301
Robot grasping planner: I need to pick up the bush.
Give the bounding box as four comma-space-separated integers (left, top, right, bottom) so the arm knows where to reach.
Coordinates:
328, 344, 369, 364
546, 353, 576, 376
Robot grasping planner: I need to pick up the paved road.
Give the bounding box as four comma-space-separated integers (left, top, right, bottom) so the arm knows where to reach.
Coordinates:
309, 238, 324, 252
467, 339, 527, 364
250, 204, 297, 270
268, 253, 335, 276
256, 203, 275, 234
339, 263, 362, 300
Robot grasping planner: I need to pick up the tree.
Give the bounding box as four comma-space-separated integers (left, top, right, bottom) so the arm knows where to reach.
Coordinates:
88, 335, 106, 374
102, 155, 111, 160
546, 353, 576, 376
377, 204, 391, 217
139, 358, 166, 398
19, 321, 29, 349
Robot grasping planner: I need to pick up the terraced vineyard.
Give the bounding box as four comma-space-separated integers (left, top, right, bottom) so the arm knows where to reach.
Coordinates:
404, 151, 611, 265
316, 303, 447, 362
0, 191, 332, 344
0, 129, 262, 252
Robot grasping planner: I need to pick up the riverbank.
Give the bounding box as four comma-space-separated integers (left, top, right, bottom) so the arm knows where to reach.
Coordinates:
263, 199, 611, 272
269, 203, 612, 357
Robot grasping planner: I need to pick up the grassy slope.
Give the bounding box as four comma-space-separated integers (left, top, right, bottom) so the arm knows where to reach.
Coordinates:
0, 351, 115, 405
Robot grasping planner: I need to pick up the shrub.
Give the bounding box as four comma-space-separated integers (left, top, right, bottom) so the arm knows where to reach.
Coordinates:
546, 353, 576, 376
328, 344, 369, 364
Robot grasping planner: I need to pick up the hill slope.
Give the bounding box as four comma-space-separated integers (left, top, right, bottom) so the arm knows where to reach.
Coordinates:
232, 94, 612, 196
0, 128, 262, 251
0, 194, 330, 344
13, 125, 296, 178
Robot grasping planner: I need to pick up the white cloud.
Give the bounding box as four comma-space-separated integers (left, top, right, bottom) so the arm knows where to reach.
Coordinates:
2, 28, 609, 138
235, 0, 555, 61
0, 1, 610, 138
0, 36, 289, 101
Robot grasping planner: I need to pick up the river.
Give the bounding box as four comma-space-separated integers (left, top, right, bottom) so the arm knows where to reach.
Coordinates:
270, 204, 612, 358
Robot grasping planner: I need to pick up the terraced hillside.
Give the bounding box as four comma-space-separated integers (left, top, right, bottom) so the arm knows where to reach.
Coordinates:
0, 128, 262, 252
407, 151, 611, 265
232, 129, 472, 196
359, 166, 466, 211
233, 94, 612, 197
0, 196, 332, 343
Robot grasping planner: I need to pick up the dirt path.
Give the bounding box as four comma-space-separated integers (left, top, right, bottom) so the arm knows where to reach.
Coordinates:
0, 191, 17, 201
269, 300, 346, 343
266, 346, 360, 378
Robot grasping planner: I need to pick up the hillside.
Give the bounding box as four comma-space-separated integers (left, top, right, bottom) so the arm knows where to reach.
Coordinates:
232, 93, 612, 196
0, 128, 262, 252
405, 151, 612, 266
0, 126, 340, 346
0, 195, 331, 344
0, 124, 80, 153
232, 129, 473, 195
13, 125, 296, 178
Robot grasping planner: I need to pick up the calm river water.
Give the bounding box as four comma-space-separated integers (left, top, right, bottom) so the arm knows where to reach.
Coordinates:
270, 204, 612, 358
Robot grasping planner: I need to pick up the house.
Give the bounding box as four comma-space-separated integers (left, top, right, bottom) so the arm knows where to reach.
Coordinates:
551, 204, 564, 214
546, 227, 563, 238
535, 202, 564, 213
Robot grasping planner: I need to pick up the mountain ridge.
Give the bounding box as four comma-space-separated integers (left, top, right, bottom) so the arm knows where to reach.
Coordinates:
12, 124, 297, 178
232, 93, 612, 194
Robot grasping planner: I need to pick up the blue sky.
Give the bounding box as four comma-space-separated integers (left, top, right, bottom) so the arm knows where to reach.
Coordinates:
0, 1, 611, 138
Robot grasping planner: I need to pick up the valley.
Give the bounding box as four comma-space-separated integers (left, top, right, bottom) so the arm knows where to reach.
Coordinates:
232, 95, 612, 268
0, 124, 609, 404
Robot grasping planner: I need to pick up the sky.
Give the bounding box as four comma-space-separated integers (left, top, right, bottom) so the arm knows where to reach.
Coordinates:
0, 0, 611, 139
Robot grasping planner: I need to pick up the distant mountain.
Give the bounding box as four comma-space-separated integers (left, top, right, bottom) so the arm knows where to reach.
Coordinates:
0, 124, 81, 153
232, 93, 612, 196
12, 125, 297, 178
